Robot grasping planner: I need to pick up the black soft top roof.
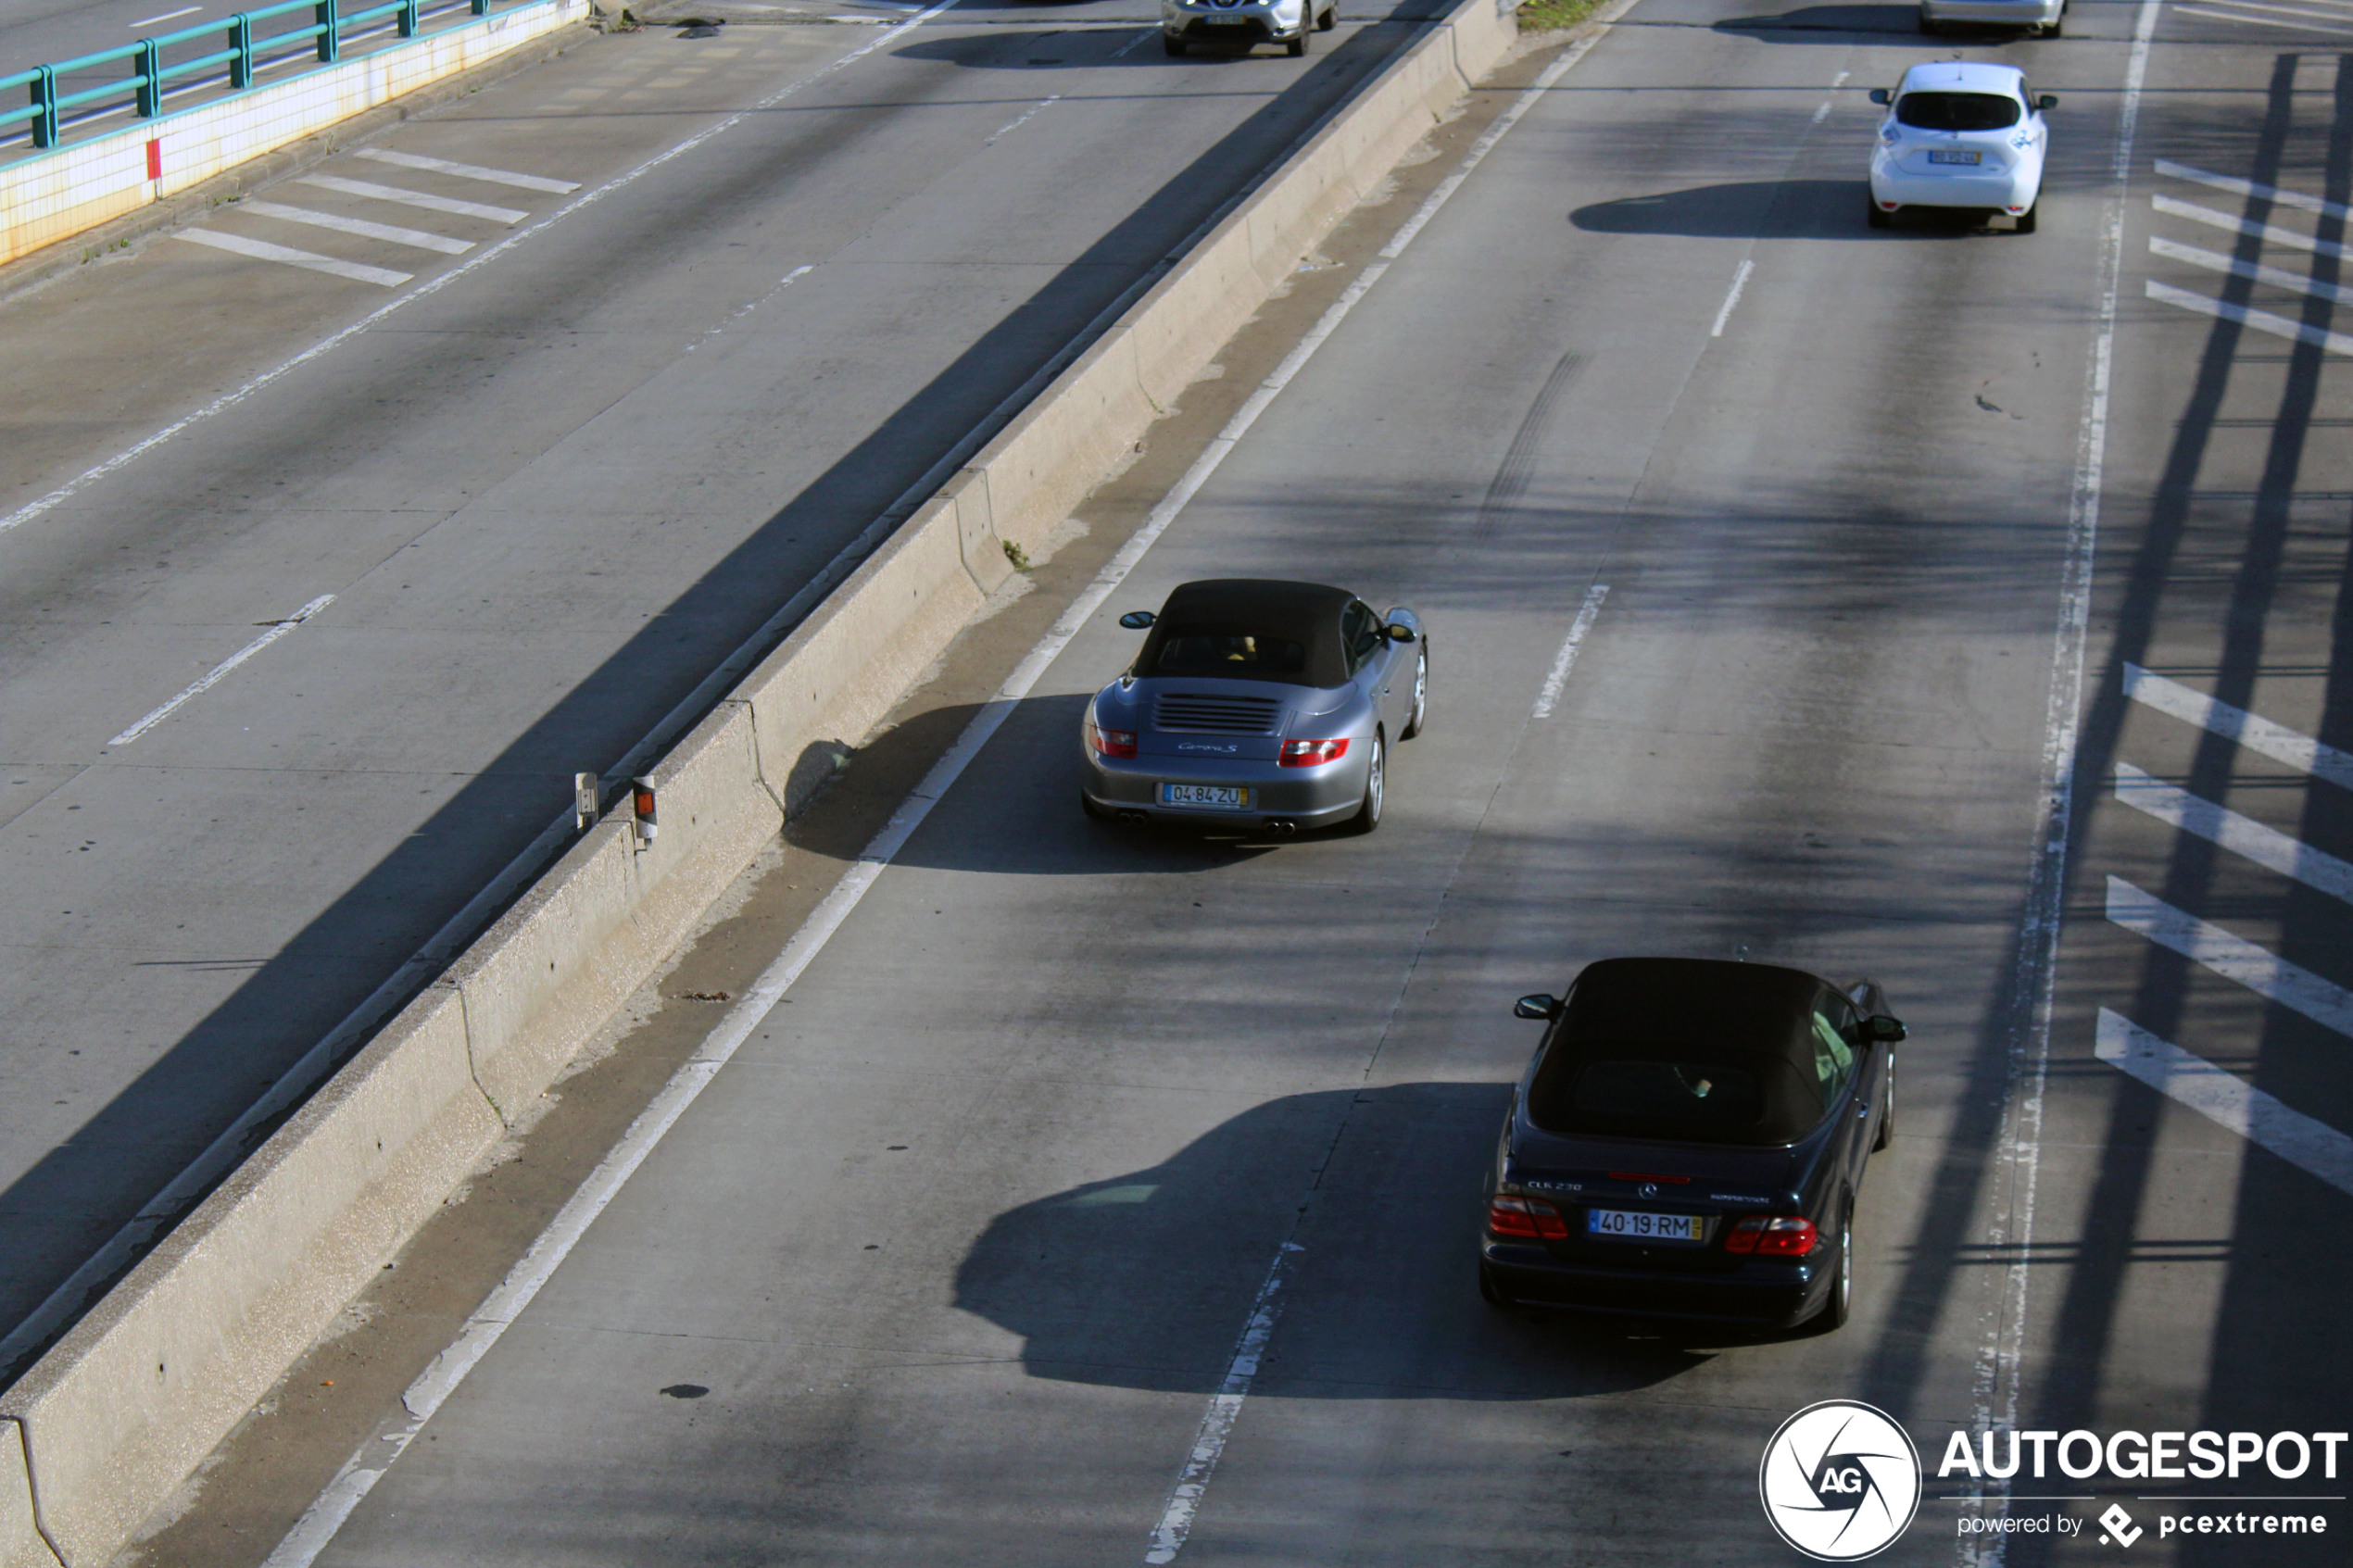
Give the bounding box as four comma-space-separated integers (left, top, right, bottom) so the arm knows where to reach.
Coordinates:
1139, 579, 1356, 689
1530, 957, 1843, 1145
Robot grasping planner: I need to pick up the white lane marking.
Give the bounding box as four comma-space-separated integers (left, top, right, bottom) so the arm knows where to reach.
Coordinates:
297, 175, 528, 224
1831, 69, 1849, 87
172, 230, 412, 287
241, 200, 474, 256
1708, 257, 1755, 337
261, 15, 1621, 1561
1142, 1244, 1303, 1566
1532, 584, 1608, 720
2124, 662, 2353, 788
355, 147, 581, 193
988, 93, 1061, 144
130, 5, 201, 23
2152, 192, 2351, 259
2173, 1, 2353, 32
2114, 761, 2353, 904
1963, 3, 2159, 1560
1110, 26, 1154, 56
2145, 278, 2353, 357
2185, 0, 2353, 19
2157, 157, 2353, 222
2105, 875, 2353, 1037
2151, 234, 2353, 307
0, 0, 960, 547
2096, 1009, 2353, 1195
107, 596, 335, 746
1810, 98, 1831, 124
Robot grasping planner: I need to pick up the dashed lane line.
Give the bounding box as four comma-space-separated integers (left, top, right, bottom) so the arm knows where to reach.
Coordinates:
2125, 663, 2353, 789
107, 596, 337, 745
2096, 1010, 2353, 1196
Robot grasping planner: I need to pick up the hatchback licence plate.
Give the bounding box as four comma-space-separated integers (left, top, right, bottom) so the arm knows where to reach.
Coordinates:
1204, 13, 1251, 22
1161, 783, 1249, 809
1586, 1209, 1705, 1244
1929, 149, 1982, 166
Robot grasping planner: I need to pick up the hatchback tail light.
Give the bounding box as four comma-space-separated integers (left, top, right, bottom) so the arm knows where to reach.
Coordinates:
1488, 1195, 1569, 1240
1724, 1215, 1818, 1256
1086, 718, 1137, 759
1278, 738, 1349, 767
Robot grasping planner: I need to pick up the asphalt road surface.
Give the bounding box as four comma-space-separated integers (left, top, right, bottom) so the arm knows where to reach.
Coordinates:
123, 0, 2353, 1562
0, 0, 1461, 1374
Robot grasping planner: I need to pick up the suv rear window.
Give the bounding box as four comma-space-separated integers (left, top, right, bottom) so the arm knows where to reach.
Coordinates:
1153, 632, 1308, 677
1896, 91, 2021, 132
1564, 1060, 1766, 1141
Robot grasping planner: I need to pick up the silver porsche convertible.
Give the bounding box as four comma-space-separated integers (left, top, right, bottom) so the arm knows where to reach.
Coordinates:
1079, 579, 1427, 834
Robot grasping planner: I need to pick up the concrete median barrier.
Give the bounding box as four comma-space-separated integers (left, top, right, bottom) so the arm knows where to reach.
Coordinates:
0, 0, 1526, 1558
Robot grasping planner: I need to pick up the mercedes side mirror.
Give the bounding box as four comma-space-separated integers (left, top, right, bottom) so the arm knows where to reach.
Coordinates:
1514, 994, 1561, 1021
1866, 1015, 1907, 1044
1117, 610, 1156, 630
1869, 87, 1891, 106
1386, 623, 1416, 643
2037, 94, 2057, 110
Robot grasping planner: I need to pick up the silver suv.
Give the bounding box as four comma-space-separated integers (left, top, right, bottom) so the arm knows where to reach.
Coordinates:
1163, 0, 1337, 57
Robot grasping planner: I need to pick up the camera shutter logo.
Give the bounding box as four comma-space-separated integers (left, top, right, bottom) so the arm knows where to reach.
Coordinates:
1758, 1399, 1923, 1560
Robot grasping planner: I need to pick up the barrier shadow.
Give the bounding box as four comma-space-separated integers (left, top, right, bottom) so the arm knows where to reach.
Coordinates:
953, 1084, 1716, 1396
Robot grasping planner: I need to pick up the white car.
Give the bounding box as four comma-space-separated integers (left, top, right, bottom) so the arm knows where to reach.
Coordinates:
1867, 62, 2055, 232
1162, 0, 1336, 56
1919, 0, 2066, 35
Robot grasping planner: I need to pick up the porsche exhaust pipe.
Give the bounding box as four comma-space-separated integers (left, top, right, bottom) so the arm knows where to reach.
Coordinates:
1265, 819, 1299, 837
1118, 809, 1149, 826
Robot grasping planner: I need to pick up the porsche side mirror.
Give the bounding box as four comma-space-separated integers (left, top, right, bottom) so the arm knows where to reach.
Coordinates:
1515, 994, 1561, 1021
1866, 1015, 1907, 1044
1386, 623, 1416, 643
2037, 94, 2057, 110
1117, 610, 1156, 630
1868, 87, 1891, 106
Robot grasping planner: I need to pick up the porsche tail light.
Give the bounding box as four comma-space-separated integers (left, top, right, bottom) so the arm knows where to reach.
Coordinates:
1278, 738, 1349, 767
1086, 718, 1137, 759
1724, 1215, 1818, 1256
1488, 1195, 1568, 1240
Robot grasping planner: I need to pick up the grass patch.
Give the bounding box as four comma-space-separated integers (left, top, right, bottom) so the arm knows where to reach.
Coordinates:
1517, 0, 1602, 30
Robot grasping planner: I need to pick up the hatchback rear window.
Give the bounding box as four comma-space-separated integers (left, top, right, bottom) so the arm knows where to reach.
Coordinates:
1896, 91, 2021, 132
1154, 632, 1308, 677
1564, 1060, 1766, 1141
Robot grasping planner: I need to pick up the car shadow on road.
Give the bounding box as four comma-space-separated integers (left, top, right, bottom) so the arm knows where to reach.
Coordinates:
1571, 179, 2020, 239
953, 1083, 1722, 1399
1713, 5, 1932, 40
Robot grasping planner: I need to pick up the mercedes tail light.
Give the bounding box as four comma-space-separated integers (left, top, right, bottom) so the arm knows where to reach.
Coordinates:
1278, 738, 1349, 767
1724, 1215, 1818, 1256
1488, 1195, 1568, 1240
1086, 717, 1137, 759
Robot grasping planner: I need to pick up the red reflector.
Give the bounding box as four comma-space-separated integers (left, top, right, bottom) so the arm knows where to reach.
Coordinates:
1086, 718, 1137, 759
1488, 1195, 1568, 1240
1277, 737, 1349, 767
1724, 1215, 1818, 1256
146, 139, 162, 181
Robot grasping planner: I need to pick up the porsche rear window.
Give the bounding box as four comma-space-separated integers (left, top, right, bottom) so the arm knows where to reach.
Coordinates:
1896, 91, 2021, 132
1565, 1060, 1766, 1141
1153, 633, 1308, 677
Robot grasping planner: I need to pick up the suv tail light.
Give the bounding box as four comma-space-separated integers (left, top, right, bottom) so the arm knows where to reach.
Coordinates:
1724, 1215, 1818, 1256
1278, 738, 1349, 767
1487, 1195, 1568, 1240
1086, 717, 1137, 759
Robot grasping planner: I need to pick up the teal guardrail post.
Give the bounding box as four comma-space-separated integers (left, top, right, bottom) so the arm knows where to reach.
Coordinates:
135, 38, 162, 115
398, 0, 420, 36
472, 0, 491, 18
315, 0, 340, 62
230, 13, 254, 87
29, 64, 58, 147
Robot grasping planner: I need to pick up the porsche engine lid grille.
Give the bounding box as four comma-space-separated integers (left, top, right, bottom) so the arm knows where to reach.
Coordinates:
1152, 694, 1283, 734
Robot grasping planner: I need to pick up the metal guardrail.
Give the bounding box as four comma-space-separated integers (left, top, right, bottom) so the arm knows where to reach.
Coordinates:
0, 0, 529, 156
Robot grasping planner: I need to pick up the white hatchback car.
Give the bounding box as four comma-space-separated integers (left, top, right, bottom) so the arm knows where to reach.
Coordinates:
1867, 62, 2055, 232
1919, 0, 2066, 35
